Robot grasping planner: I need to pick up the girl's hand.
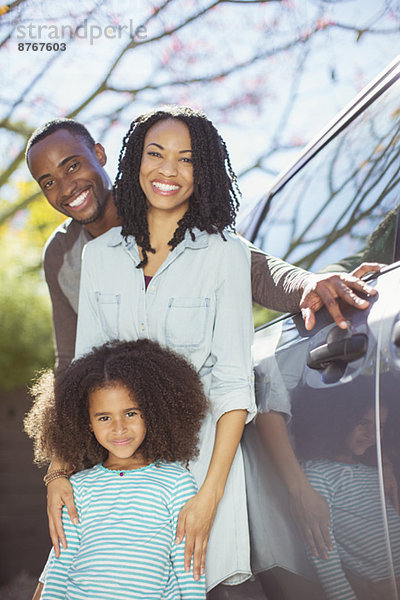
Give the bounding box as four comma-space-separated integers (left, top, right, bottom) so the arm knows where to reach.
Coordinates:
289, 482, 333, 560
175, 489, 219, 581
47, 477, 78, 557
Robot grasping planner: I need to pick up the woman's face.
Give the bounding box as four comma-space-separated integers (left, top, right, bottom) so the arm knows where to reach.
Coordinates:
139, 118, 194, 219
344, 404, 388, 459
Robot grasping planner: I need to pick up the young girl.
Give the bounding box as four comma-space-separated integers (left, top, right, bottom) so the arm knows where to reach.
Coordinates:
25, 338, 208, 599
292, 396, 400, 600
47, 105, 256, 594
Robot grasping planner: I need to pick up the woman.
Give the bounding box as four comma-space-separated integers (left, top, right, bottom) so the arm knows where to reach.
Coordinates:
49, 106, 255, 595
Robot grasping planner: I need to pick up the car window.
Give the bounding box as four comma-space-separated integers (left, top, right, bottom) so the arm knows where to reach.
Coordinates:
252, 78, 400, 272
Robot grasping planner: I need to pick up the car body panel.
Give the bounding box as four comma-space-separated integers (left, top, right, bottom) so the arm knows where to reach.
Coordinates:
241, 59, 400, 599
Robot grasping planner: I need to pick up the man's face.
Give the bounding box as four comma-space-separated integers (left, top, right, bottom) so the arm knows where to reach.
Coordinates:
27, 129, 112, 224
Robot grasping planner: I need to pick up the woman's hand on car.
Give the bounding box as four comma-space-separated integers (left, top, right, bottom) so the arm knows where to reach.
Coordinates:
47, 477, 78, 557
300, 262, 384, 331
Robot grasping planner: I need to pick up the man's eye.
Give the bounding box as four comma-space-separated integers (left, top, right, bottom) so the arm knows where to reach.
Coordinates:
68, 161, 79, 172
43, 180, 54, 189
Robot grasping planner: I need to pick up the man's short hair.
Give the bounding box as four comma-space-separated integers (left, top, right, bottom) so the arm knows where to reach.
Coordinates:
25, 118, 96, 159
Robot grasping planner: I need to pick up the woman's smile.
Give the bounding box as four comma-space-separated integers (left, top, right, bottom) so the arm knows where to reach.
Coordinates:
151, 179, 181, 195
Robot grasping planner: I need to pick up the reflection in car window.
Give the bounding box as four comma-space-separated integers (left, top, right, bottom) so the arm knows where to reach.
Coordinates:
253, 79, 400, 272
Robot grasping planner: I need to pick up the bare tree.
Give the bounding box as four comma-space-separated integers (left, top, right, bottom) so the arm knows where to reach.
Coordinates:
0, 0, 399, 228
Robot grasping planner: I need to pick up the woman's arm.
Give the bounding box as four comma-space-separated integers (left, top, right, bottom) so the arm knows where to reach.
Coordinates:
176, 235, 255, 580
256, 411, 333, 559
175, 409, 247, 580
170, 472, 207, 598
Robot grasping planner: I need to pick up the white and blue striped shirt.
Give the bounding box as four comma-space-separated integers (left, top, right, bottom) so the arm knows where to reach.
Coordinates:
41, 462, 206, 599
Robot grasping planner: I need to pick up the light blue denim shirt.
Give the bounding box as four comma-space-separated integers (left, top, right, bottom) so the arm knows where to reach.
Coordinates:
76, 226, 255, 423
75, 226, 255, 590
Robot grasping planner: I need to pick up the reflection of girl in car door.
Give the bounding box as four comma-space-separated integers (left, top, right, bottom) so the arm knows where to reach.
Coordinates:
293, 396, 400, 600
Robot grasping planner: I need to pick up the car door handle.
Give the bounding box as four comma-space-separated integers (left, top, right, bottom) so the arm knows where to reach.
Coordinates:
307, 333, 368, 370
393, 321, 400, 347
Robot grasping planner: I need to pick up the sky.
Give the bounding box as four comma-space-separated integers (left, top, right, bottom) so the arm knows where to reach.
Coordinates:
1, 0, 399, 216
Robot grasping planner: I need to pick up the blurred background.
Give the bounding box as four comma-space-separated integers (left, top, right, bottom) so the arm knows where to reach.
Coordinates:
0, 0, 399, 597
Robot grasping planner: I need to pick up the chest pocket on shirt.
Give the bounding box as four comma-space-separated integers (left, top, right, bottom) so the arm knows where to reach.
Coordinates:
166, 297, 210, 348
96, 292, 120, 340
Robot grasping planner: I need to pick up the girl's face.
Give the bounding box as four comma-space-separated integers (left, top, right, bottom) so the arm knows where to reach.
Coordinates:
89, 382, 147, 469
343, 404, 388, 460
139, 118, 194, 220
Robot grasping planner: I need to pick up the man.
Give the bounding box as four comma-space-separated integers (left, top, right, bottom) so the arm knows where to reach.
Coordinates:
26, 120, 121, 371
26, 119, 379, 600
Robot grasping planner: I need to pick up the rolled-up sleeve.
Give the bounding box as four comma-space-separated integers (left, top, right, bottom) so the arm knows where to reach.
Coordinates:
209, 236, 256, 423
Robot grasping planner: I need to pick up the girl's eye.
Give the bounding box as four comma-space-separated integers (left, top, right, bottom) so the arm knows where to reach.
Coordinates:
126, 411, 138, 418
99, 416, 110, 422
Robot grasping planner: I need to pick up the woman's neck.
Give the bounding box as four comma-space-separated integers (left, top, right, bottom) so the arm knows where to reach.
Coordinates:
140, 209, 186, 276
147, 209, 183, 249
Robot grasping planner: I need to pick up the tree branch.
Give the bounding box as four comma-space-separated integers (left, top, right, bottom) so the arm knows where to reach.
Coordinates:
0, 190, 42, 226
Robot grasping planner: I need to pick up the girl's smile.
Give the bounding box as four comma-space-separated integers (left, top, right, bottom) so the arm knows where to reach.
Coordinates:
88, 383, 148, 470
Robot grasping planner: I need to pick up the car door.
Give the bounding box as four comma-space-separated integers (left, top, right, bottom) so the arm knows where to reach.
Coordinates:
242, 60, 400, 599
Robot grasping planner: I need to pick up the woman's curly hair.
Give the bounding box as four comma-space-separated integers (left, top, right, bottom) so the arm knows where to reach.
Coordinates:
24, 339, 208, 472
114, 105, 241, 268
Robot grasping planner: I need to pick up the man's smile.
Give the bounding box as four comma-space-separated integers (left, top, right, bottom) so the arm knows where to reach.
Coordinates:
64, 188, 91, 209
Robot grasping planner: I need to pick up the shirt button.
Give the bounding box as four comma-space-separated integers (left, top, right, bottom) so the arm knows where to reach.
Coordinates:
150, 285, 155, 292
141, 323, 145, 331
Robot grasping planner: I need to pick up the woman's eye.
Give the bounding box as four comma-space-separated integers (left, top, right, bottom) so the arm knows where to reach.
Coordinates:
126, 411, 137, 418
148, 151, 161, 158
99, 416, 110, 422
180, 157, 193, 163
